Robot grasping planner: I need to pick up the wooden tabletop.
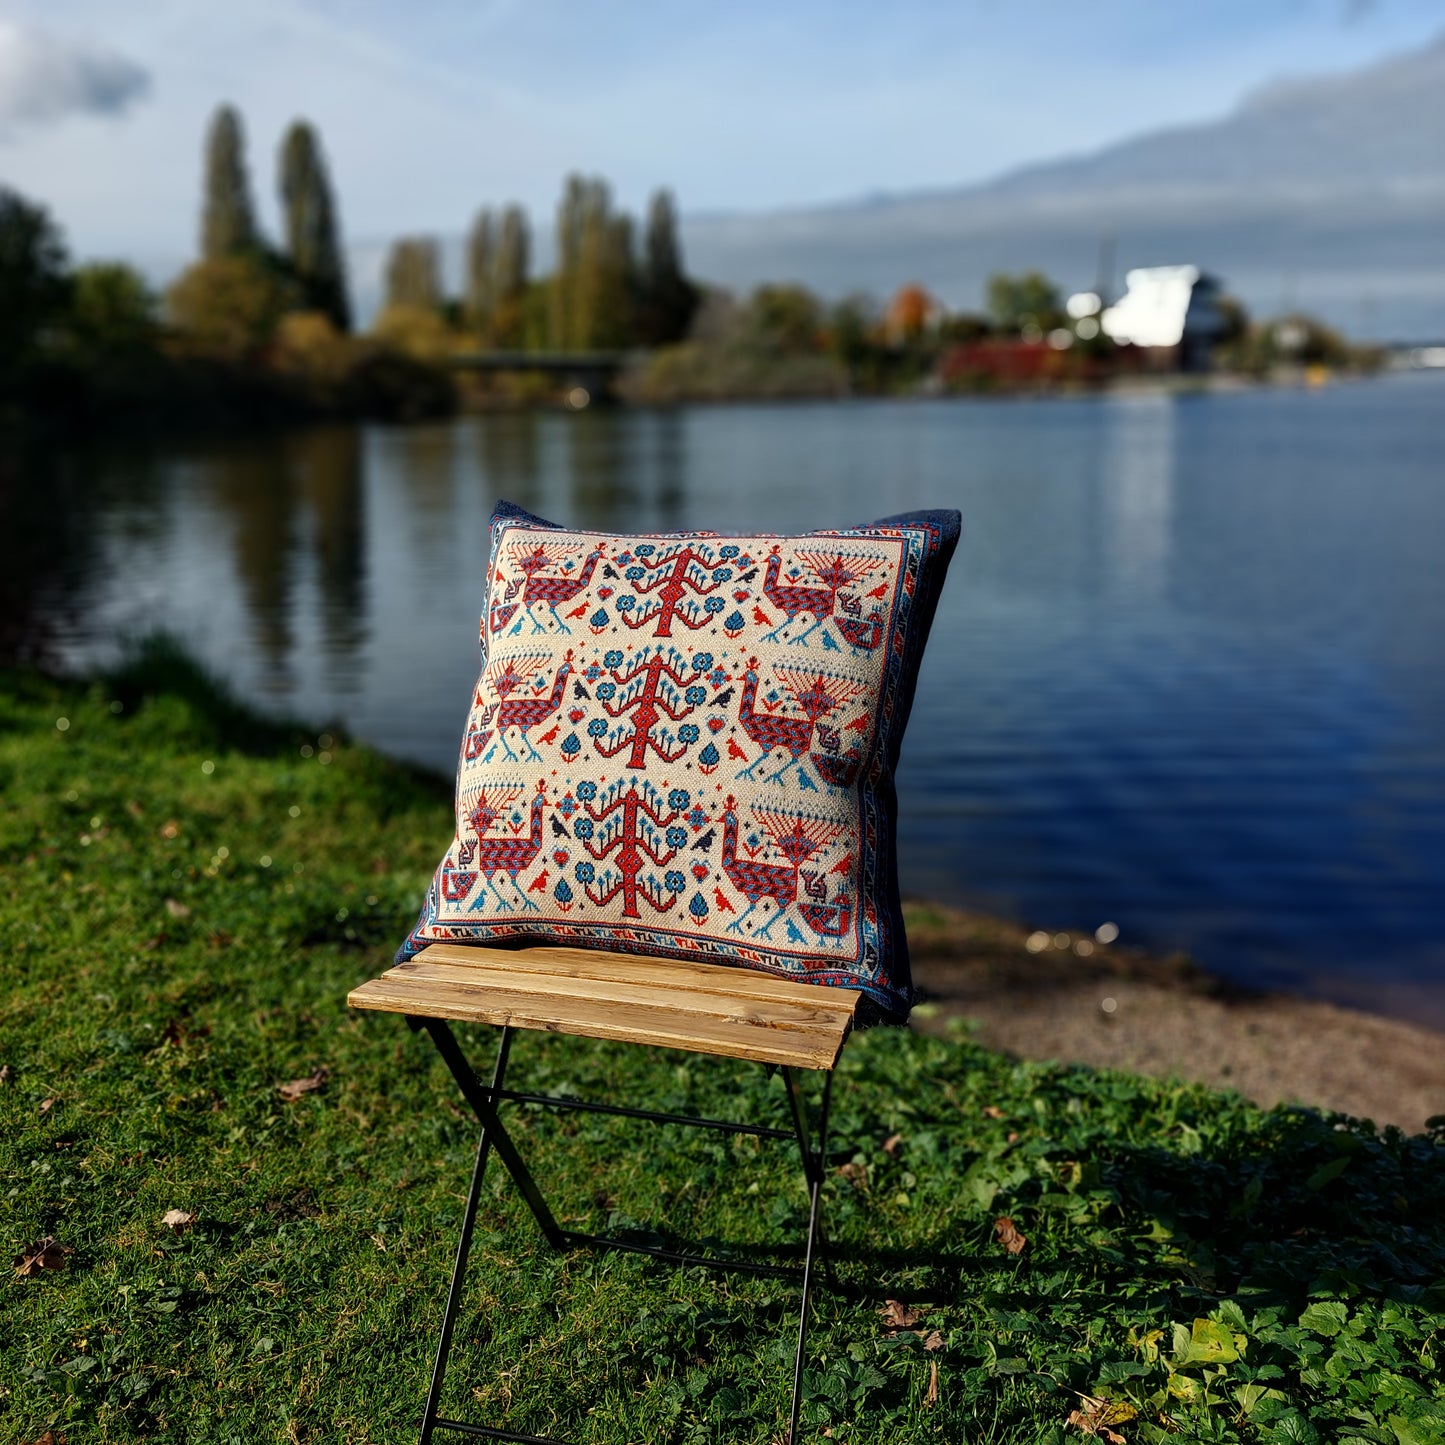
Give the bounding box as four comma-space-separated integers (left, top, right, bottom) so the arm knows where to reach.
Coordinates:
347, 942, 860, 1071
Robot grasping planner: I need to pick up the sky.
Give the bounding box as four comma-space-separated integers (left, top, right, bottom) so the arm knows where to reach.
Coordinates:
1, 0, 1443, 281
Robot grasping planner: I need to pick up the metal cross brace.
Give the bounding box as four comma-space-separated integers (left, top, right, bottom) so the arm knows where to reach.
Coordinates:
408, 1017, 836, 1445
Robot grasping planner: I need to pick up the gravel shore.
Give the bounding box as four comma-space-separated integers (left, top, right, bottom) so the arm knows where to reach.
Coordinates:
903, 900, 1445, 1135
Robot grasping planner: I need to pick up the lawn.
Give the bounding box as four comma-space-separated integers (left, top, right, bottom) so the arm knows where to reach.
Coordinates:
3, 643, 1444, 1444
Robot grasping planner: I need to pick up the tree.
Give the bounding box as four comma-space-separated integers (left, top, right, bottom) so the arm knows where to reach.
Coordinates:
166, 256, 294, 361
493, 206, 530, 348
637, 189, 698, 346
551, 175, 635, 350
744, 284, 824, 356
0, 187, 69, 385
66, 263, 155, 356
383, 237, 442, 312
463, 209, 496, 337
985, 270, 1063, 336
278, 119, 350, 330
201, 104, 260, 261
884, 283, 938, 346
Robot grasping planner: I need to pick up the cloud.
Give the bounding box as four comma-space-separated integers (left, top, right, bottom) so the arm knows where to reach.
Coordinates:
0, 18, 150, 134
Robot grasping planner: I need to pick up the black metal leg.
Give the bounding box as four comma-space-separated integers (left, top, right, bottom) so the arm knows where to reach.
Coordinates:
784, 1068, 833, 1445
421, 1019, 568, 1251
781, 1066, 841, 1292
419, 1027, 514, 1445
409, 1022, 844, 1444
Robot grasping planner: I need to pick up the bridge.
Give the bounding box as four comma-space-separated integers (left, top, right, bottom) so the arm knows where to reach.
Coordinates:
447, 350, 631, 404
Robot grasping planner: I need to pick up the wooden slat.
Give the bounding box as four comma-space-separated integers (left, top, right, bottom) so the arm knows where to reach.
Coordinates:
347, 946, 859, 1070
393, 956, 854, 1028
412, 942, 861, 1016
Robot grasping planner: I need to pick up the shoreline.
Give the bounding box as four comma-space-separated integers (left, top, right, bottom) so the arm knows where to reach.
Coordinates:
902, 899, 1445, 1134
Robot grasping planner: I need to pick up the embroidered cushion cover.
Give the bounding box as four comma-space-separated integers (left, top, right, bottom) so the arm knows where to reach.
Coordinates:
398, 500, 960, 1019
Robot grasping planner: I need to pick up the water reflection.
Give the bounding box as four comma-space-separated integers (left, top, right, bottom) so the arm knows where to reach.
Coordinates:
290, 427, 367, 666
1102, 395, 1174, 602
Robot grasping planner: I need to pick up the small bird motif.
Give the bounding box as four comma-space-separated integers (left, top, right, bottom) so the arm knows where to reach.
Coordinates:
712, 687, 735, 709
528, 868, 549, 893
837, 592, 862, 618
713, 886, 735, 914
573, 682, 592, 700
550, 816, 571, 838
692, 828, 716, 852
752, 604, 773, 626
726, 737, 749, 763
537, 723, 562, 746
866, 581, 889, 599
566, 602, 588, 619
801, 869, 827, 901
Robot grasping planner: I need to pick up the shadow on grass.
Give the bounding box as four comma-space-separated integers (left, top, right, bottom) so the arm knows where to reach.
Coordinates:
99, 631, 451, 799
443, 1049, 1445, 1322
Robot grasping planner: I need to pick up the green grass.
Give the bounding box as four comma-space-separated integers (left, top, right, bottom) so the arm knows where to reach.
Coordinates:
3, 643, 1444, 1444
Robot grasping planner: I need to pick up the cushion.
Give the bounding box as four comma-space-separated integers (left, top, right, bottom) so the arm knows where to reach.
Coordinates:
397, 500, 960, 1020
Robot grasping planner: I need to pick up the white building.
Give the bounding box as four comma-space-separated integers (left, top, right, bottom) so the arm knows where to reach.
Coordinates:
1099, 265, 1225, 370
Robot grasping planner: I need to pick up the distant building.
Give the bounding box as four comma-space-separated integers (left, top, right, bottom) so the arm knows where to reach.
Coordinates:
1100, 265, 1225, 371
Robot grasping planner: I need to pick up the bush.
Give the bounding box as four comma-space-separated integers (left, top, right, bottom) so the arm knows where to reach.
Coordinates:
165, 255, 298, 363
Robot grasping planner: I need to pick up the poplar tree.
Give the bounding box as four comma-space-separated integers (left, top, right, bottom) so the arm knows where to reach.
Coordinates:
279, 119, 351, 331
493, 205, 530, 347
464, 209, 497, 337
551, 175, 635, 350
638, 188, 698, 345
384, 237, 442, 311
201, 104, 259, 260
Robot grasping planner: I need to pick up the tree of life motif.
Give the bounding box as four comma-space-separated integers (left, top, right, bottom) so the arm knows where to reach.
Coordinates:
761, 545, 886, 646
578, 779, 688, 919
736, 659, 868, 785
618, 540, 752, 638
591, 645, 709, 768
719, 797, 842, 939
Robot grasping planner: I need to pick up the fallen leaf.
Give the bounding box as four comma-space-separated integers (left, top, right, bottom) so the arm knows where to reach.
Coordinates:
160, 1209, 195, 1232
28, 1431, 67, 1445
164, 898, 190, 919
1067, 1393, 1136, 1441
879, 1299, 922, 1330
14, 1237, 73, 1277
1006, 1131, 1020, 1144
983, 1105, 1006, 1119
922, 1330, 945, 1352
835, 1161, 866, 1187
0, 1063, 11, 1085
159, 819, 180, 839
881, 1132, 903, 1155
924, 1358, 939, 1408
277, 1067, 328, 1103
994, 1217, 1028, 1255
126, 799, 145, 819
161, 1018, 209, 1047
39, 1096, 57, 1116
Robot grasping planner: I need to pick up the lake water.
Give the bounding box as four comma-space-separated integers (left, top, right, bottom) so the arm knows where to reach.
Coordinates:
12, 375, 1445, 1022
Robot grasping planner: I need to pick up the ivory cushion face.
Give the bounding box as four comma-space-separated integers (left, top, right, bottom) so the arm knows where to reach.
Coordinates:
397, 500, 960, 1019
